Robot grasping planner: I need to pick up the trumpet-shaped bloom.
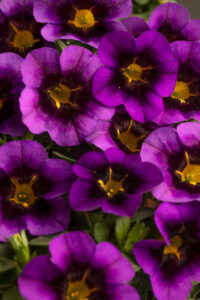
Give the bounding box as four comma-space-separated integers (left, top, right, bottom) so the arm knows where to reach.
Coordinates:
69, 147, 163, 216
149, 2, 200, 43
20, 46, 114, 146
140, 122, 200, 202
33, 0, 132, 47
93, 30, 178, 123
0, 140, 74, 240
19, 231, 139, 300
134, 201, 200, 300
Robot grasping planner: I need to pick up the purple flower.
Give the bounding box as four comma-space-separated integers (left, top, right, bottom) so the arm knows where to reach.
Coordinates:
133, 201, 200, 300
0, 52, 26, 136
0, 0, 53, 57
140, 122, 200, 202
156, 41, 200, 124
87, 105, 157, 153
20, 46, 114, 146
0, 140, 74, 240
19, 231, 139, 300
121, 16, 149, 38
69, 147, 163, 216
92, 30, 178, 123
33, 0, 132, 47
149, 3, 200, 43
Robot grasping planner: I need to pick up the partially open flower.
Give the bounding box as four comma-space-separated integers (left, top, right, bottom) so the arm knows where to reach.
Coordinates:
19, 231, 139, 300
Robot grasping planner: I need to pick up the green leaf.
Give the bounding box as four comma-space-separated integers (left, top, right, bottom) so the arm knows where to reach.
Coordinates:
123, 222, 150, 253
29, 235, 56, 246
115, 216, 130, 243
0, 257, 16, 273
2, 285, 25, 300
94, 222, 109, 242
135, 0, 149, 6
131, 207, 154, 222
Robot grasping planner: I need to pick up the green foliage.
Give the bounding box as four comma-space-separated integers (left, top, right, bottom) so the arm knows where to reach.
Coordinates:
94, 222, 110, 242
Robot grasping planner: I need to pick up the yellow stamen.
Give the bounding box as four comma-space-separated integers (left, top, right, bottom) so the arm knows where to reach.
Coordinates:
9, 22, 40, 53
66, 270, 98, 300
68, 7, 98, 31
47, 84, 80, 109
122, 58, 152, 84
10, 176, 38, 207
171, 81, 196, 104
117, 119, 146, 152
175, 152, 200, 185
98, 167, 126, 198
163, 235, 183, 260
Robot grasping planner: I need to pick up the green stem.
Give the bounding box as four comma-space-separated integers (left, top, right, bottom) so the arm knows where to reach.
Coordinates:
84, 212, 93, 231
52, 151, 76, 164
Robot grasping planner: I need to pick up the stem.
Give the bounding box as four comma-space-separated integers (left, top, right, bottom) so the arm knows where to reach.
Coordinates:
52, 151, 76, 164
84, 212, 93, 231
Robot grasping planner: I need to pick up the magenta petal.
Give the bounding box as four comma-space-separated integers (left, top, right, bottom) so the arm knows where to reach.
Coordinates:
21, 47, 60, 88
69, 179, 104, 211
98, 31, 135, 67
92, 242, 134, 283
177, 122, 200, 148
49, 231, 96, 272
105, 147, 125, 165
121, 17, 149, 38
27, 197, 70, 236
33, 1, 62, 23
18, 255, 62, 300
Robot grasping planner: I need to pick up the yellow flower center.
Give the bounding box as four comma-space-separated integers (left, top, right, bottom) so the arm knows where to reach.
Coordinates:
171, 81, 196, 104
163, 235, 183, 260
68, 7, 97, 31
175, 152, 200, 185
117, 119, 146, 152
122, 59, 152, 84
10, 176, 38, 207
9, 22, 40, 53
98, 167, 126, 198
66, 271, 98, 300
47, 84, 80, 109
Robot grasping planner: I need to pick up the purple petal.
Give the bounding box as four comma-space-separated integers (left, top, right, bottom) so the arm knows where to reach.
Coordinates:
49, 231, 96, 272
105, 147, 125, 165
33, 1, 62, 23
98, 31, 135, 67
92, 242, 134, 283
0, 0, 33, 16
177, 122, 200, 148
60, 45, 101, 81
107, 284, 140, 300
27, 197, 70, 236
181, 19, 200, 41
41, 23, 63, 42
69, 179, 104, 211
21, 47, 60, 88
72, 151, 107, 179
121, 17, 149, 38
18, 255, 62, 300
101, 0, 132, 19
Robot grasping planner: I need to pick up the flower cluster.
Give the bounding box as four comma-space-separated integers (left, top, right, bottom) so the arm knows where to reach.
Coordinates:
0, 0, 199, 300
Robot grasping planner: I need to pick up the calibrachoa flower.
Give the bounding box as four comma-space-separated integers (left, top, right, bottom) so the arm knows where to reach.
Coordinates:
93, 30, 178, 123
156, 41, 200, 124
0, 140, 74, 240
19, 231, 139, 300
140, 122, 200, 202
0, 0, 53, 57
149, 2, 200, 43
87, 105, 157, 153
0, 52, 26, 136
33, 0, 132, 47
69, 147, 163, 216
20, 46, 114, 146
134, 201, 200, 300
